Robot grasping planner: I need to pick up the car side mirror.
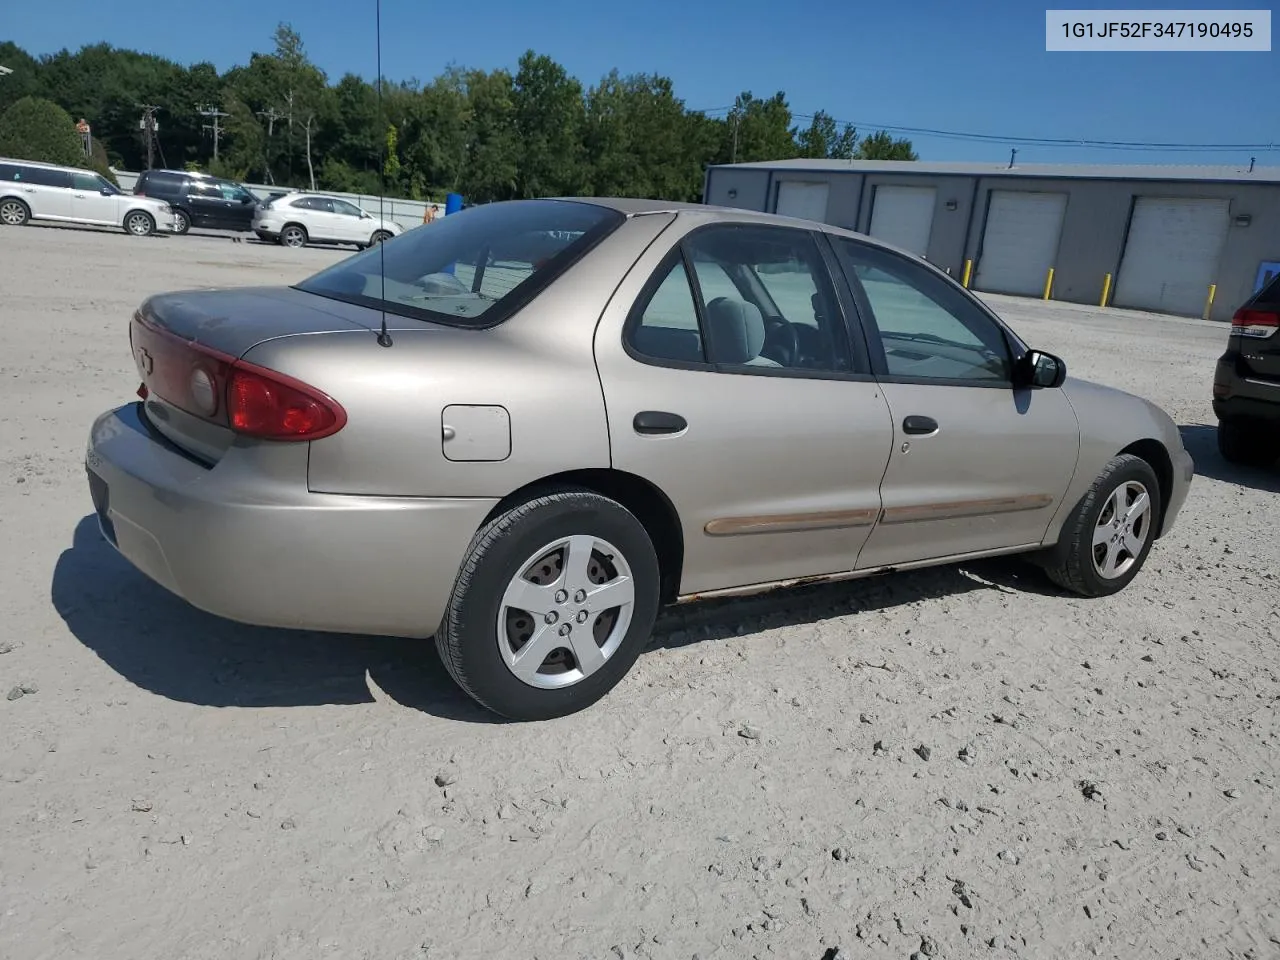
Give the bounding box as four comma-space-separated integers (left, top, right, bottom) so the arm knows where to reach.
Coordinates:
361, 210, 371, 219
1015, 349, 1067, 389
101, 187, 113, 196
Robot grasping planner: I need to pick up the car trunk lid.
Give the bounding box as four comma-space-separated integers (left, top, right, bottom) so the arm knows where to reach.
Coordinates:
130, 286, 385, 464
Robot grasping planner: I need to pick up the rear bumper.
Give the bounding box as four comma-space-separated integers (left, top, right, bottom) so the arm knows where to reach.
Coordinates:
1213, 357, 1280, 424
84, 403, 496, 638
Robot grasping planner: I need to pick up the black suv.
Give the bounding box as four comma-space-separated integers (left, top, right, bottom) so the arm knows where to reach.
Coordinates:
1213, 271, 1280, 466
132, 169, 259, 236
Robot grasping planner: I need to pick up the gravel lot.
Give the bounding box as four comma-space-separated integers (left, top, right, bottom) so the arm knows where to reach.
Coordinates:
2, 223, 1278, 960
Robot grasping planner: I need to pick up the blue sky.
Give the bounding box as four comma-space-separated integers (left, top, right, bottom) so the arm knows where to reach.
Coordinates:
4, 0, 1276, 165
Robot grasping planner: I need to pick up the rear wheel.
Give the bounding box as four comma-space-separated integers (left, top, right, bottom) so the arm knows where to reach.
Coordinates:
1, 198, 31, 226
280, 224, 308, 248
171, 208, 191, 235
435, 490, 661, 721
124, 211, 155, 237
1217, 419, 1276, 467
1042, 453, 1161, 597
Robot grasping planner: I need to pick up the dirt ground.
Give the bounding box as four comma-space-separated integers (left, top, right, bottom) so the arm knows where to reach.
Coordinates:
2, 223, 1278, 960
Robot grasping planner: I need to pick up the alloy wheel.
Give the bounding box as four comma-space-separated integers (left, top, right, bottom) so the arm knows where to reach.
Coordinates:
1, 200, 29, 225
1091, 480, 1151, 579
497, 535, 635, 689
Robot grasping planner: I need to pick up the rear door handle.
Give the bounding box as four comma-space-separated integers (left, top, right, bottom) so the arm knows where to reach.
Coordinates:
633, 411, 687, 435
902, 415, 938, 435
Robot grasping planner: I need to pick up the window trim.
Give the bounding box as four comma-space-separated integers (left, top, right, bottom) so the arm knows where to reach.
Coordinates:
829, 235, 1025, 390
621, 246, 709, 372
622, 221, 877, 383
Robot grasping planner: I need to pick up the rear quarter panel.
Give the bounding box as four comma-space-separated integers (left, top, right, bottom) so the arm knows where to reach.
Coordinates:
242, 212, 678, 499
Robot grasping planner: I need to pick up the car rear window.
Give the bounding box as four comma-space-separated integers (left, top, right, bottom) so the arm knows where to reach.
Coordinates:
295, 199, 625, 328
1252, 272, 1280, 307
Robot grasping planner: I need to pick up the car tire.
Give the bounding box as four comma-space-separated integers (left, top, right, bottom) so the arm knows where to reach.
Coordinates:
435, 489, 661, 721
124, 211, 155, 237
280, 224, 308, 248
1217, 419, 1276, 467
1042, 453, 1162, 598
172, 208, 191, 235
369, 230, 393, 246
0, 198, 31, 226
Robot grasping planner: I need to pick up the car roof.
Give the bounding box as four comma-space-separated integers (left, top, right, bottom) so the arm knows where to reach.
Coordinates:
556, 195, 891, 248
0, 156, 85, 172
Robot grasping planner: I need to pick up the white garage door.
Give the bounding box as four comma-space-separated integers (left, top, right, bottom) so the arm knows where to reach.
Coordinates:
1114, 198, 1231, 315
775, 181, 829, 223
868, 185, 936, 257
973, 191, 1068, 296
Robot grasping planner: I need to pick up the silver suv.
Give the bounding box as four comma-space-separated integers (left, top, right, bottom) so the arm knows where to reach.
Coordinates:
0, 158, 175, 236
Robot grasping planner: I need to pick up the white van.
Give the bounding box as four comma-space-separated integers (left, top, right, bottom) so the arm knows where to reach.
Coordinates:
0, 157, 176, 236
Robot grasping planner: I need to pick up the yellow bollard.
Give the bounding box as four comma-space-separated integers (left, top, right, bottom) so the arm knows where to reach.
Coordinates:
961, 259, 973, 288
1042, 267, 1055, 301
1203, 283, 1217, 320
1100, 273, 1112, 307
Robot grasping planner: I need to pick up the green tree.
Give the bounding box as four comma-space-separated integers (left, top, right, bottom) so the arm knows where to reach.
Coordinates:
856, 130, 919, 161
459, 68, 520, 202
383, 122, 402, 192
511, 51, 586, 198
0, 96, 85, 165
0, 42, 41, 114
723, 92, 798, 164
0, 33, 916, 203
795, 110, 858, 159
585, 70, 704, 200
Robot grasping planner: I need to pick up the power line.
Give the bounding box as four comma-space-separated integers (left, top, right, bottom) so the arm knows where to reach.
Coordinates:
692, 104, 1276, 154
788, 112, 1277, 153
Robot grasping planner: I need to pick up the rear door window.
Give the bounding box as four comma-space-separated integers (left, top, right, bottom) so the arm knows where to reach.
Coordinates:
23, 167, 72, 188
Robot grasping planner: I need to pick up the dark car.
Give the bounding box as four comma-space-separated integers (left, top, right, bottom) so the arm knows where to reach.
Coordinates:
132, 169, 259, 236
1213, 271, 1280, 466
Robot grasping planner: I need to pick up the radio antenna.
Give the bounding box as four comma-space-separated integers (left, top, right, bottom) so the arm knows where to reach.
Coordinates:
374, 0, 392, 347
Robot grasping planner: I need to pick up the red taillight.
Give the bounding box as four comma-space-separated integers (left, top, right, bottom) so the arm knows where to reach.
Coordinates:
131, 314, 345, 442
226, 366, 344, 440
1231, 308, 1279, 339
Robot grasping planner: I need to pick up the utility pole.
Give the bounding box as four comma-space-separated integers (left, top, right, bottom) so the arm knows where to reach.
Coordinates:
139, 104, 161, 171
198, 104, 229, 162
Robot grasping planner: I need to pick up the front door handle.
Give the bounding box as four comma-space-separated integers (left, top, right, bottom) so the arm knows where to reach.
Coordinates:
633, 411, 687, 435
902, 415, 938, 435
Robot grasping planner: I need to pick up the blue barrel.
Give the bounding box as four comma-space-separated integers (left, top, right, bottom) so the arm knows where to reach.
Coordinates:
445, 193, 463, 216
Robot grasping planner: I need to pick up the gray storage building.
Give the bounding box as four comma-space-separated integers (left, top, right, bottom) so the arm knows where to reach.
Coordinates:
702, 159, 1280, 322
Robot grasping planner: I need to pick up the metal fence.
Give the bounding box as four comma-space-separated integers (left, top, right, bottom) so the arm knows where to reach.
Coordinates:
111, 169, 445, 232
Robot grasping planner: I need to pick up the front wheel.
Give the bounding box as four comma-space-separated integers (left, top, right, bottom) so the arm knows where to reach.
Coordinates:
369, 229, 393, 246
1217, 419, 1276, 467
124, 211, 155, 237
1042, 453, 1161, 597
435, 490, 661, 721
